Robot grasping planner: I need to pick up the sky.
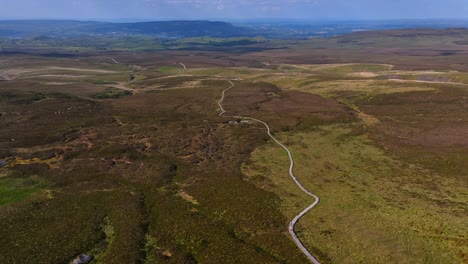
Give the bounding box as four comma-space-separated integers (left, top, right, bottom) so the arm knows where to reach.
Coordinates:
0, 0, 467, 21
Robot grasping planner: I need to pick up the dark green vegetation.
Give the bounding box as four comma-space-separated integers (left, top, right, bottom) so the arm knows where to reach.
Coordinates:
0, 28, 467, 263
0, 35, 276, 54
0, 59, 317, 263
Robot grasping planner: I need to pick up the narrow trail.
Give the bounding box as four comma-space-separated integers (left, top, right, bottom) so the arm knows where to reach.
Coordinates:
218, 80, 321, 264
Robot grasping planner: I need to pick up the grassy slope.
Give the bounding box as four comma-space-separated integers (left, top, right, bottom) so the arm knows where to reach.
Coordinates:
243, 125, 465, 263
238, 63, 467, 263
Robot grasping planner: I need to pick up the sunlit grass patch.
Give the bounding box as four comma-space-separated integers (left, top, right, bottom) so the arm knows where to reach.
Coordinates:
186, 67, 272, 78
294, 79, 438, 97
317, 64, 392, 74
0, 175, 49, 206
157, 66, 180, 73
243, 124, 466, 263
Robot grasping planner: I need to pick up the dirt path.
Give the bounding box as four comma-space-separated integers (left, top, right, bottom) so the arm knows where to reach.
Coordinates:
218, 80, 321, 264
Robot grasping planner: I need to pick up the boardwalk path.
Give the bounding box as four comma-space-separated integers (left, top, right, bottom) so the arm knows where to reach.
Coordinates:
218, 80, 321, 264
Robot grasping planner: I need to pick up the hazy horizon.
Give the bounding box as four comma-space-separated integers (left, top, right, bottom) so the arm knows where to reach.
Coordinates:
0, 0, 467, 21
2, 18, 468, 23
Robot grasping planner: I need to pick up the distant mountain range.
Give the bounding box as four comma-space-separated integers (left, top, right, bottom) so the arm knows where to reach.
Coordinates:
1, 19, 467, 39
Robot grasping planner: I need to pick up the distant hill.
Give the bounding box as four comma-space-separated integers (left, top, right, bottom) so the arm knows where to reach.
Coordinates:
0, 19, 467, 39
341, 27, 468, 38
326, 28, 468, 48
0, 20, 256, 38
0, 20, 102, 37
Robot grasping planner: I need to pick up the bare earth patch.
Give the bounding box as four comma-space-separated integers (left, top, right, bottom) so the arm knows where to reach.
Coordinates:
350, 72, 378, 78
0, 66, 119, 80
24, 74, 91, 79
178, 191, 199, 205
41, 67, 118, 74
357, 111, 380, 126
43, 82, 73, 85
388, 78, 466, 85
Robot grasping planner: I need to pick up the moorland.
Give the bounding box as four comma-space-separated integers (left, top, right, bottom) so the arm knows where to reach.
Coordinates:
0, 23, 467, 264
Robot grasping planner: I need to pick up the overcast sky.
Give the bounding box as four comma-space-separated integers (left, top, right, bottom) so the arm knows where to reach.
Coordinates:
0, 0, 467, 21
